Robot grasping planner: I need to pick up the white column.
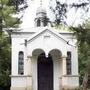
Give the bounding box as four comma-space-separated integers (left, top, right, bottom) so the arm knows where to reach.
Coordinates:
41, 20, 43, 27
27, 56, 32, 90
62, 55, 67, 88
27, 56, 32, 75
59, 58, 62, 90
62, 56, 67, 75
24, 41, 27, 75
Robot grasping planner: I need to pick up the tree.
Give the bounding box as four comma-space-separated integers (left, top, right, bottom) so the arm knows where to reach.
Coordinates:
9, 0, 28, 11
70, 20, 90, 90
0, 32, 11, 86
0, 0, 20, 33
0, 0, 28, 87
0, 0, 27, 87
49, 0, 67, 26
49, 0, 90, 26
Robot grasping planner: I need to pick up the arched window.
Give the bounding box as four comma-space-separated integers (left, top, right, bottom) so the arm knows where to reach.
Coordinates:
66, 51, 71, 75
18, 51, 24, 75
37, 19, 41, 27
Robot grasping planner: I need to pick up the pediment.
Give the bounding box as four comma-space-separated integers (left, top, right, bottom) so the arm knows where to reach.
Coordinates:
27, 28, 69, 45
25, 28, 75, 56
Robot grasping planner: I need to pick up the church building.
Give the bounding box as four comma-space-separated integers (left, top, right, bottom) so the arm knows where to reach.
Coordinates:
10, 0, 79, 90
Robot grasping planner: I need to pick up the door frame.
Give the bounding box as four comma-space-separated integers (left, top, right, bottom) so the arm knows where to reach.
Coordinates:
37, 53, 53, 90
32, 55, 61, 90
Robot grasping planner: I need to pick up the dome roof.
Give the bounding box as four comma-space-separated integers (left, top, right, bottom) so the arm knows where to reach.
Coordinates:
36, 6, 46, 15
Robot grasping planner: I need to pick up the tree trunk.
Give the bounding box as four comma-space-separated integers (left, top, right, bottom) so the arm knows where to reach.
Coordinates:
82, 72, 88, 90
82, 59, 90, 90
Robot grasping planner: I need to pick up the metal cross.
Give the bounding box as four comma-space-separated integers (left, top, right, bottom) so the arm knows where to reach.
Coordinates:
40, 0, 42, 6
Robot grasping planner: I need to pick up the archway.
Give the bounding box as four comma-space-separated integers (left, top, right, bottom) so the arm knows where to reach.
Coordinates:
49, 49, 62, 59
37, 53, 53, 90
49, 49, 62, 90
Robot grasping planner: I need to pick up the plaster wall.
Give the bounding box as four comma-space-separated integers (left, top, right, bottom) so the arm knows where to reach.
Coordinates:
11, 28, 79, 90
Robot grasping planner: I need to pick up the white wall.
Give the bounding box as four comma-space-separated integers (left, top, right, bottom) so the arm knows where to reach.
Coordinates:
11, 27, 79, 90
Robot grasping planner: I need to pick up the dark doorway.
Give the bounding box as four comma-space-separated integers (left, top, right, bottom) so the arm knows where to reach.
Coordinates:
38, 53, 53, 90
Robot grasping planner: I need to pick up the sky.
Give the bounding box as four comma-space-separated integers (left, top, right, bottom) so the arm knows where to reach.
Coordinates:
20, 0, 90, 28
20, 0, 50, 28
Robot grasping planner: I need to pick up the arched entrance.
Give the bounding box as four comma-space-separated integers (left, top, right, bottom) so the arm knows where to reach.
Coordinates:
37, 53, 53, 90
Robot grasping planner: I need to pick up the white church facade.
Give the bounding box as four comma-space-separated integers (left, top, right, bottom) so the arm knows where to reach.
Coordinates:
10, 0, 79, 90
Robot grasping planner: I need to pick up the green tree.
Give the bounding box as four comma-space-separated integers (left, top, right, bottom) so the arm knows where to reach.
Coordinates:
0, 0, 28, 87
0, 0, 21, 33
0, 0, 26, 87
0, 33, 11, 86
49, 0, 90, 26
70, 21, 90, 90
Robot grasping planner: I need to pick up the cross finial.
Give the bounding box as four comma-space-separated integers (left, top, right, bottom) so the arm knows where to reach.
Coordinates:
40, 0, 42, 6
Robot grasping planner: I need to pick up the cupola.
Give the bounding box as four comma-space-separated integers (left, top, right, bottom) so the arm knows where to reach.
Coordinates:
35, 6, 49, 27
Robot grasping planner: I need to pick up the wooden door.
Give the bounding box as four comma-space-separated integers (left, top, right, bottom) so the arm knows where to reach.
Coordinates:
38, 53, 53, 90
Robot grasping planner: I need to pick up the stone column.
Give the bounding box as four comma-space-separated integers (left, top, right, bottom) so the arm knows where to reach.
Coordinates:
59, 58, 62, 90
41, 19, 43, 27
27, 56, 32, 75
62, 56, 67, 75
62, 56, 67, 89
27, 56, 32, 90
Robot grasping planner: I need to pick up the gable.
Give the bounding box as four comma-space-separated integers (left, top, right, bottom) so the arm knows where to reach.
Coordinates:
25, 28, 75, 55
25, 28, 76, 57
27, 28, 68, 45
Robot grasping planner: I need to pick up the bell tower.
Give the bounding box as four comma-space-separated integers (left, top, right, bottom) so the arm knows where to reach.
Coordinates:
35, 0, 49, 27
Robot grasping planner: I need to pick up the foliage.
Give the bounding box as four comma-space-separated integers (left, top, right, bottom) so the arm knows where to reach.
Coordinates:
50, 1, 67, 25
0, 0, 28, 87
9, 0, 28, 11
0, 0, 26, 87
0, 0, 20, 34
70, 20, 90, 89
49, 0, 90, 26
0, 32, 11, 86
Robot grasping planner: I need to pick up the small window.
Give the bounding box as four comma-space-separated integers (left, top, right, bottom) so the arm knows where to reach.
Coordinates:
43, 18, 47, 26
18, 51, 24, 75
37, 19, 41, 27
66, 51, 71, 75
